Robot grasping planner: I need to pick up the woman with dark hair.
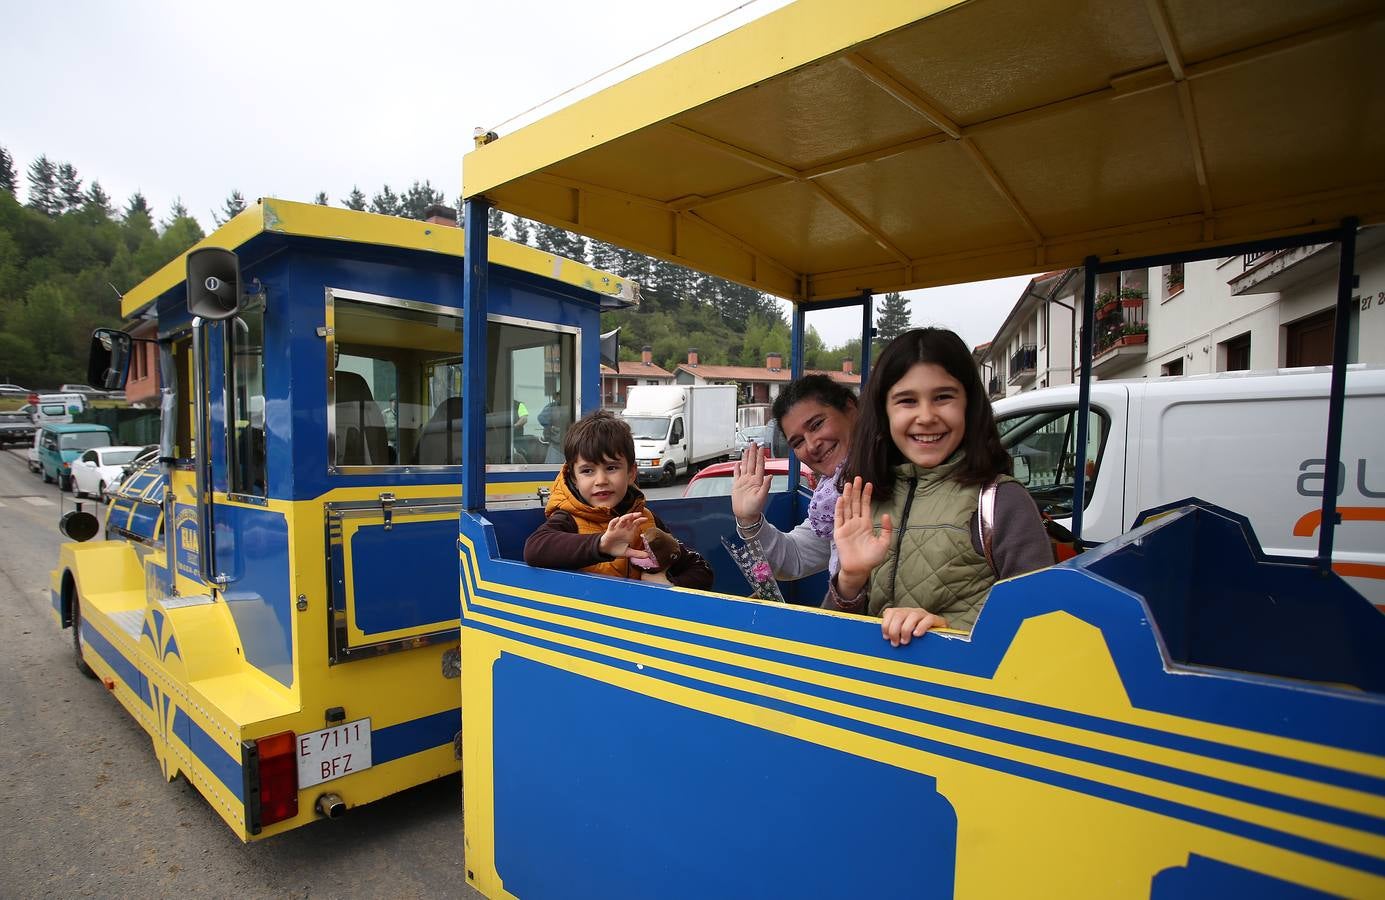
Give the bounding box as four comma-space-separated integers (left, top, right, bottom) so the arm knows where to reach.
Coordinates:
828, 328, 1052, 644
731, 374, 858, 580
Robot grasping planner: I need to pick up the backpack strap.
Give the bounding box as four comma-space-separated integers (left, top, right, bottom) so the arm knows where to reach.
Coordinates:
977, 478, 999, 573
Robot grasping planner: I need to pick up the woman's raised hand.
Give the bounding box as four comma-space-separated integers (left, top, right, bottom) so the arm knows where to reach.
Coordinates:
730, 444, 773, 526
599, 512, 652, 561
833, 476, 892, 597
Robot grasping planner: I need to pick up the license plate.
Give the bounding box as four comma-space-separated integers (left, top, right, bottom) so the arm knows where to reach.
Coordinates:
296, 718, 372, 788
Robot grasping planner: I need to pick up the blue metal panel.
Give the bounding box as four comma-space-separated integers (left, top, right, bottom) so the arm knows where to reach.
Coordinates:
215, 504, 293, 687
462, 199, 491, 511
491, 654, 956, 900
349, 518, 463, 635
372, 708, 461, 765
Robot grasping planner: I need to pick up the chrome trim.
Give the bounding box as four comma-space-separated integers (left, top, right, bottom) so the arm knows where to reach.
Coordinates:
328, 286, 460, 318
190, 318, 227, 587
487, 312, 582, 336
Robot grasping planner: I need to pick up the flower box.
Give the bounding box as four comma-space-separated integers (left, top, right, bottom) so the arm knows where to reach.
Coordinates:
1118, 333, 1147, 346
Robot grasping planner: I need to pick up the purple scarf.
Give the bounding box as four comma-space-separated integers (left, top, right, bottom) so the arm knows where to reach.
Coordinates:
806, 463, 844, 576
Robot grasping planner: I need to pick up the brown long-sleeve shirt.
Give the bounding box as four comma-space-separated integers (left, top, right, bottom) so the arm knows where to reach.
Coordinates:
524, 509, 715, 590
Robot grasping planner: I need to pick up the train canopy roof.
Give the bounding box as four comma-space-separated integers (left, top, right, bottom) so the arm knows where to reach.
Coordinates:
120, 198, 638, 320
463, 0, 1385, 303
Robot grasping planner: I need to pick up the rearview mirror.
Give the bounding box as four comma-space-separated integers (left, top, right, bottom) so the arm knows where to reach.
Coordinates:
1012, 454, 1031, 485
87, 328, 133, 390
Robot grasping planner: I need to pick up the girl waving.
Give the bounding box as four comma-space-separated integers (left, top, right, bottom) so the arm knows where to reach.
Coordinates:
828, 328, 1052, 645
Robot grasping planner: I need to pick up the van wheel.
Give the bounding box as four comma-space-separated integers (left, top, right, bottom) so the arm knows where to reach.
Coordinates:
72, 592, 96, 679
43, 469, 54, 484
60, 473, 73, 492
662, 462, 678, 486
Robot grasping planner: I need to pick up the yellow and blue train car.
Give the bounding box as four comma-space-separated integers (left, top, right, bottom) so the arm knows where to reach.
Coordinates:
51, 198, 635, 839
453, 0, 1385, 896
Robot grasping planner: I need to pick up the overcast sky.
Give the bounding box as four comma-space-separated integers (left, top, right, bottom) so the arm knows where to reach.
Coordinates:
2, 0, 1031, 349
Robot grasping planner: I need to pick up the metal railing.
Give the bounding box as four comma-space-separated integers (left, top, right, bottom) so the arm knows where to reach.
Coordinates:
1008, 345, 1036, 377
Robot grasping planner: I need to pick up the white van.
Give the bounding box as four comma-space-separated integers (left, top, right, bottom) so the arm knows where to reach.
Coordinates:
33, 392, 87, 426
993, 367, 1385, 607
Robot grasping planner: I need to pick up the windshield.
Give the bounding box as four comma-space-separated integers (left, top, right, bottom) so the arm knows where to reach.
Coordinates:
624, 416, 670, 441
101, 449, 139, 466
59, 431, 111, 452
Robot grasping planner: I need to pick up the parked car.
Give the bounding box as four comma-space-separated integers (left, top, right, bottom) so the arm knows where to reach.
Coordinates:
682, 457, 815, 498
734, 424, 773, 454
26, 430, 42, 473
70, 445, 145, 500
37, 423, 115, 491
0, 409, 36, 447
0, 383, 31, 395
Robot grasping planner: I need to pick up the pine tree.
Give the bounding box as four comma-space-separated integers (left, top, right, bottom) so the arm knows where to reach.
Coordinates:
342, 186, 367, 211
531, 222, 561, 254
370, 185, 401, 216
124, 192, 152, 221
487, 206, 504, 237
84, 181, 113, 217
26, 155, 60, 215
57, 162, 84, 212
0, 146, 17, 195
313, 191, 329, 206
874, 291, 911, 350
400, 180, 445, 220
163, 197, 191, 231
214, 189, 246, 225
509, 216, 532, 246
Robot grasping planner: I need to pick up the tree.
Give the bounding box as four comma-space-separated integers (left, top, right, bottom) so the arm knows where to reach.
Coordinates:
57, 163, 84, 212
342, 186, 367, 211
124, 192, 152, 222
487, 206, 504, 237
313, 191, 329, 206
509, 216, 532, 246
26, 155, 59, 216
875, 291, 911, 349
0, 146, 16, 196
84, 181, 113, 217
400, 180, 445, 220
370, 185, 401, 217
214, 189, 246, 225
162, 197, 191, 231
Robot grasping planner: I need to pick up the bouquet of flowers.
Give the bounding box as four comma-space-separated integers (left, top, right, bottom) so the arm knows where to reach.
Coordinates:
721, 536, 786, 603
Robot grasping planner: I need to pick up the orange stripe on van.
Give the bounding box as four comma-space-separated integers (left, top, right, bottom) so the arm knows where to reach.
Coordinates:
1291, 506, 1385, 537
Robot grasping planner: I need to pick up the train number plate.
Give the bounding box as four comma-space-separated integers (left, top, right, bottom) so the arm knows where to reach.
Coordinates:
297, 718, 373, 788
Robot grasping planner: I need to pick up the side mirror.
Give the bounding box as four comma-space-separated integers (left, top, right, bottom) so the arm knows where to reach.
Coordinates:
1012, 454, 1031, 485
88, 328, 133, 390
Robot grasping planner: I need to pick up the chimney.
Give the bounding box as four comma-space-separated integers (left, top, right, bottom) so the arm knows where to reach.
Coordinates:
642, 345, 653, 366
766, 352, 782, 372
842, 357, 854, 375
687, 348, 699, 366
423, 203, 458, 227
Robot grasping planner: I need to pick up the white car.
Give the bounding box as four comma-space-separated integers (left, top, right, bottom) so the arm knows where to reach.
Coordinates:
26, 430, 42, 473
70, 446, 145, 500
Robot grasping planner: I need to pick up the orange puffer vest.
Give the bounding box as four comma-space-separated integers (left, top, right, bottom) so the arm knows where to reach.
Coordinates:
545, 467, 655, 579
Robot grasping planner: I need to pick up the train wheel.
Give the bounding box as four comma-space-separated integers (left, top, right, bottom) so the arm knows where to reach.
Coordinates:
71, 591, 97, 679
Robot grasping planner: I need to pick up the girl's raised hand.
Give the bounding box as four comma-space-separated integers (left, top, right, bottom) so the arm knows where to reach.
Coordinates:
730, 444, 773, 526
833, 477, 892, 597
880, 608, 948, 647
600, 512, 652, 561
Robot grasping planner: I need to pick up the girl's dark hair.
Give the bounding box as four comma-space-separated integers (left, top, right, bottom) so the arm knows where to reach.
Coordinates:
771, 374, 857, 427
841, 327, 1009, 498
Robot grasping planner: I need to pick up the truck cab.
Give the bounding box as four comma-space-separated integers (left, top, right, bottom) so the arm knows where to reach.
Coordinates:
622, 384, 737, 485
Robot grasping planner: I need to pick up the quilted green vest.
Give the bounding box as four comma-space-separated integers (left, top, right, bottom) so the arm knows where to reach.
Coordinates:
866, 453, 1007, 631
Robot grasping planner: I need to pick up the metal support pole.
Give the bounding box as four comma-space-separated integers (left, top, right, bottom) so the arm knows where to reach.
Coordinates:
1070, 257, 1098, 543
1317, 217, 1358, 573
858, 292, 874, 390
787, 304, 807, 498
461, 198, 491, 512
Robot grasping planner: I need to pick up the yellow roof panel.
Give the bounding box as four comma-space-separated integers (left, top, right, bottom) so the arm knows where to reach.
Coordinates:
464, 0, 1385, 302
120, 198, 636, 320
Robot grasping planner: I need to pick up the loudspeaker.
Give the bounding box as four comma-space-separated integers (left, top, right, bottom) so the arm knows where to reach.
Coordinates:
186, 247, 242, 320
600, 327, 620, 374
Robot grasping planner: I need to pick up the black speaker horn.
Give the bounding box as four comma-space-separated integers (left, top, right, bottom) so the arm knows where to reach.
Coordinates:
186, 247, 242, 321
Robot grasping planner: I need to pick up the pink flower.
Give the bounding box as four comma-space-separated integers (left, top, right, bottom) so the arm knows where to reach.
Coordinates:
752, 561, 772, 583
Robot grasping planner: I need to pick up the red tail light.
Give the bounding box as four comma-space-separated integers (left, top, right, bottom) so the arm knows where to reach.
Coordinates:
246, 731, 299, 831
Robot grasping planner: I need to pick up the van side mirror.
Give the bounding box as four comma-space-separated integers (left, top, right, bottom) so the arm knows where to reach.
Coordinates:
88, 328, 133, 390
1012, 455, 1031, 485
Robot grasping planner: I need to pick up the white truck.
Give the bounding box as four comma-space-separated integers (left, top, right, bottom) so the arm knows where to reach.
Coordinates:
993, 366, 1385, 607
622, 384, 737, 485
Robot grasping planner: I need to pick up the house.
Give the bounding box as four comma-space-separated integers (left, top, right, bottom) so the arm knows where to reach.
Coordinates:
977, 228, 1385, 395
123, 318, 161, 406
674, 350, 861, 402
601, 346, 676, 408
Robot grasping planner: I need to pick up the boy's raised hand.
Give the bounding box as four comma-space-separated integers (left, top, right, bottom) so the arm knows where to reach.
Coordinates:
833, 476, 892, 598
730, 444, 773, 526
599, 512, 653, 562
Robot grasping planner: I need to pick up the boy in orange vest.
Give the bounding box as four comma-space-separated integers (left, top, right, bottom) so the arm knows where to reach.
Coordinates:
523, 410, 714, 588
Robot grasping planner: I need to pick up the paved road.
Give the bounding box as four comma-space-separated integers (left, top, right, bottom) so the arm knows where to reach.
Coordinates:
0, 449, 479, 899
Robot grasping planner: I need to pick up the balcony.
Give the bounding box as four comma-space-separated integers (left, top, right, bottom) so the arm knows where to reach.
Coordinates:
1087, 289, 1147, 376
988, 376, 1003, 400
1007, 345, 1037, 386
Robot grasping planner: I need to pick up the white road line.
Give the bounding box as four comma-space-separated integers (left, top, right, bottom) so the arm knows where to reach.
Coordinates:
0, 499, 6, 507
22, 496, 54, 507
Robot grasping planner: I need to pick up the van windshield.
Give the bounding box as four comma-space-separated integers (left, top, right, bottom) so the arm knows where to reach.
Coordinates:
59, 432, 111, 451
624, 416, 669, 441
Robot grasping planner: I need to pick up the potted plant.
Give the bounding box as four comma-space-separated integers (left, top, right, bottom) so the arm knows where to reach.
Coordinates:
1096, 289, 1118, 317
1120, 322, 1148, 345
1119, 286, 1146, 307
